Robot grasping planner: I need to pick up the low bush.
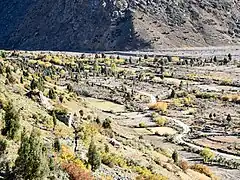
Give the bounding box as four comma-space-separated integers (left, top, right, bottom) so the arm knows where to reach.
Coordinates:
190, 164, 216, 179
149, 102, 168, 113
102, 118, 111, 129
179, 160, 189, 171
101, 152, 127, 168
139, 122, 146, 128
62, 163, 93, 180
134, 166, 168, 180
155, 116, 167, 126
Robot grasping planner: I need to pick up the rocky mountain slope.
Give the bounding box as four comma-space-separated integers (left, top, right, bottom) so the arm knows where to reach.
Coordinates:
0, 0, 239, 51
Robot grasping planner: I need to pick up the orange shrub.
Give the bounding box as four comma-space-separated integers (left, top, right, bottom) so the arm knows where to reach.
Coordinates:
222, 94, 240, 103
62, 162, 93, 180
179, 160, 189, 171
149, 102, 168, 112
190, 164, 216, 179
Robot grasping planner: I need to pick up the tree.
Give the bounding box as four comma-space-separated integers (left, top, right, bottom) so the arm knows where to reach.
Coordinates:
48, 88, 56, 99
30, 78, 38, 90
226, 114, 231, 124
209, 113, 212, 120
59, 94, 64, 103
172, 150, 179, 163
228, 53, 232, 61
5, 66, 11, 74
79, 109, 84, 117
52, 111, 57, 130
20, 76, 24, 84
14, 129, 49, 179
0, 51, 6, 58
6, 72, 15, 84
0, 63, 4, 74
170, 89, 176, 98
67, 84, 73, 92
37, 77, 45, 91
179, 81, 183, 90
87, 139, 101, 171
102, 118, 111, 129
213, 56, 217, 62
0, 138, 7, 156
200, 147, 215, 163
2, 102, 20, 139
54, 138, 61, 152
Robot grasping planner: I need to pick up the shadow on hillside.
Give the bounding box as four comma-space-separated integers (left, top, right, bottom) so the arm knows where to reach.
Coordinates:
0, 1, 151, 52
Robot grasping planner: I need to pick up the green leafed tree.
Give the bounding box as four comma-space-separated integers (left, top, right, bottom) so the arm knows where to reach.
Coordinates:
52, 111, 57, 130
172, 150, 179, 163
2, 102, 20, 139
14, 129, 49, 180
48, 88, 56, 99
30, 78, 38, 90
87, 139, 101, 171
200, 147, 215, 163
53, 138, 61, 152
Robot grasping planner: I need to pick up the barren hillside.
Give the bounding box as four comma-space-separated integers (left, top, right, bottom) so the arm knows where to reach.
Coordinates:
0, 0, 239, 51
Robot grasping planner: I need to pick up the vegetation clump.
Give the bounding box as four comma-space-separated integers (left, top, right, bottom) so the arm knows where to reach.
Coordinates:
14, 129, 50, 180
2, 102, 20, 139
87, 139, 101, 171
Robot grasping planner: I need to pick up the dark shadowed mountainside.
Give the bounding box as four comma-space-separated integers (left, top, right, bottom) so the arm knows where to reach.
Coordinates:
0, 0, 239, 51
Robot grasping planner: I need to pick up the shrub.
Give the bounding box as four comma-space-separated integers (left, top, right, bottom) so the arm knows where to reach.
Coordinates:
80, 123, 100, 144
190, 164, 215, 179
149, 102, 168, 113
139, 122, 146, 128
200, 147, 215, 163
104, 143, 109, 153
102, 118, 111, 129
54, 105, 68, 115
155, 116, 167, 126
136, 174, 168, 180
101, 152, 127, 168
179, 160, 189, 171
134, 166, 168, 180
62, 163, 93, 180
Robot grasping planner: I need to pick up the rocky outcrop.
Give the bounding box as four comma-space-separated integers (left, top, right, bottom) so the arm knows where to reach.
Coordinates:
0, 0, 239, 51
